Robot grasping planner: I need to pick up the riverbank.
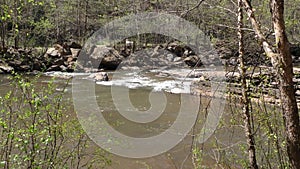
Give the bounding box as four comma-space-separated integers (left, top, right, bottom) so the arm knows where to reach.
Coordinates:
0, 42, 81, 73
1, 42, 300, 108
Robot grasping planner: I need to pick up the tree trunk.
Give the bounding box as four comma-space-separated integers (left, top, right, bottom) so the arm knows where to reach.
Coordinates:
242, 0, 300, 168
1, 21, 5, 49
270, 1, 300, 168
0, 0, 5, 49
13, 0, 19, 48
238, 0, 259, 168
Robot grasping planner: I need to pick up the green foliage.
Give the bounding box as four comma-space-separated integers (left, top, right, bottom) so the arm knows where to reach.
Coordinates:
0, 74, 110, 169
0, 0, 299, 48
192, 146, 204, 169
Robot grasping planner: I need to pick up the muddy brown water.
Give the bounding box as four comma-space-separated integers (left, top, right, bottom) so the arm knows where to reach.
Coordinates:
0, 73, 247, 169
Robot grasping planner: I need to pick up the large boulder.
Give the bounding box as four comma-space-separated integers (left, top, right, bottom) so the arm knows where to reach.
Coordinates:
45, 44, 72, 58
86, 45, 124, 70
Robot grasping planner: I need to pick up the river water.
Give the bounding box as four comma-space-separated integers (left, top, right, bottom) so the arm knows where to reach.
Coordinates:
0, 69, 247, 169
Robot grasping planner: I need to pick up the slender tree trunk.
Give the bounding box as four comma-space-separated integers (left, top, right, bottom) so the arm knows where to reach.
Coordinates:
76, 0, 81, 39
13, 0, 19, 48
0, 0, 5, 49
242, 0, 300, 168
1, 21, 5, 49
84, 0, 88, 39
238, 1, 259, 168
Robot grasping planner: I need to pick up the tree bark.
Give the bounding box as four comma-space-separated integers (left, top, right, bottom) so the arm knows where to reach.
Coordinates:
242, 0, 300, 168
0, 0, 5, 49
238, 0, 259, 168
270, 1, 300, 168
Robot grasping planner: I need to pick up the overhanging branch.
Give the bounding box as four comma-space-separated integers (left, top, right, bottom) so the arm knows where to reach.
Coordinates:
241, 0, 276, 58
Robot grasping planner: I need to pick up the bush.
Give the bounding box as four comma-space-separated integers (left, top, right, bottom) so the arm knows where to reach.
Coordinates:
0, 74, 110, 169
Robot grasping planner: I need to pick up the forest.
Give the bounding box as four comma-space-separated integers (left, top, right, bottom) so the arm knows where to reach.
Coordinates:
1, 0, 300, 169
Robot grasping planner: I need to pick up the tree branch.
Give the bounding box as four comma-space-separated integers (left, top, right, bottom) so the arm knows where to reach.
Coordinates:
180, 0, 205, 17
241, 0, 275, 58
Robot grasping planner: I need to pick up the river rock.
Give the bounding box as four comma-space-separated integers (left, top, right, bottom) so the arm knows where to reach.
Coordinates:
0, 64, 14, 73
19, 65, 31, 71
47, 65, 62, 71
53, 58, 65, 66
87, 72, 109, 81
87, 45, 124, 70
166, 41, 185, 57
8, 59, 22, 67
184, 55, 202, 67
46, 44, 72, 58
68, 41, 82, 49
67, 55, 76, 63
173, 57, 182, 62
67, 62, 76, 72
32, 59, 45, 71
70, 48, 81, 58
46, 48, 60, 58
166, 54, 174, 62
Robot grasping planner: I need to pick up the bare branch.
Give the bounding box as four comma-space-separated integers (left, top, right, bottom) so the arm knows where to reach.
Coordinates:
216, 24, 254, 32
180, 0, 205, 17
203, 2, 237, 16
241, 0, 275, 58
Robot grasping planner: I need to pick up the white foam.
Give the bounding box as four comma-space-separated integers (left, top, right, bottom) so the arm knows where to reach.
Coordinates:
95, 70, 195, 94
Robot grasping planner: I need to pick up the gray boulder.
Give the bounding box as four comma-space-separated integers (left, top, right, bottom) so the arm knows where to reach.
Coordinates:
45, 47, 60, 58
87, 45, 124, 70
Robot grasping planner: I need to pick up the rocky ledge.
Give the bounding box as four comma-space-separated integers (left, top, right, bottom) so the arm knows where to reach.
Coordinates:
0, 41, 81, 73
191, 66, 300, 108
1, 40, 300, 74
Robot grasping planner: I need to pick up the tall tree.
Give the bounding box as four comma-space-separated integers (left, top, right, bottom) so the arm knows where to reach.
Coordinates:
242, 0, 300, 168
237, 0, 259, 168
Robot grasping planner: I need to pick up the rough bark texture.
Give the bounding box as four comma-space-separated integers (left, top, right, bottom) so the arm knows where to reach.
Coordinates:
270, 1, 300, 168
238, 1, 259, 168
242, 0, 300, 168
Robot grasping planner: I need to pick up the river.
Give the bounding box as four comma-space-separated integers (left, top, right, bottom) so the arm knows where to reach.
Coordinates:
0, 69, 257, 169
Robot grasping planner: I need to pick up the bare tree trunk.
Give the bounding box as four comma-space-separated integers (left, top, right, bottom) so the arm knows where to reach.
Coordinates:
13, 0, 19, 48
0, 0, 5, 49
238, 1, 259, 168
76, 0, 81, 39
84, 0, 88, 39
270, 1, 300, 168
242, 0, 300, 168
1, 21, 5, 49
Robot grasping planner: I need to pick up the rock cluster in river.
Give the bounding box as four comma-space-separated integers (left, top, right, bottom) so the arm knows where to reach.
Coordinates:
44, 42, 81, 72
1, 41, 300, 74
78, 41, 221, 71
0, 41, 82, 73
